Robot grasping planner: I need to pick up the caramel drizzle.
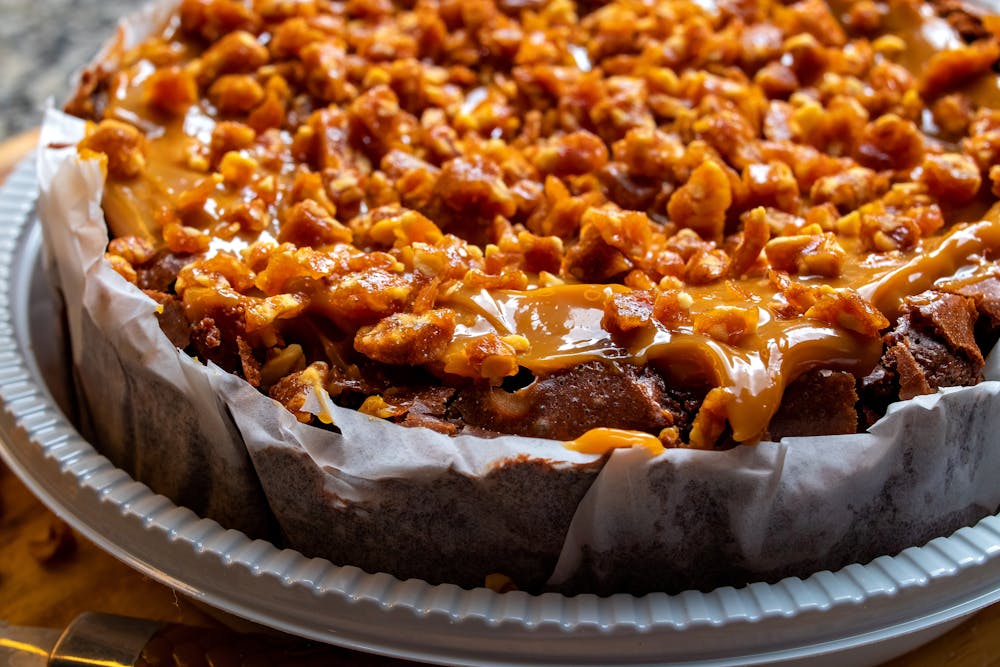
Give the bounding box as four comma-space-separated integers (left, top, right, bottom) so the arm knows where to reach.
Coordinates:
861, 210, 1000, 316
566, 428, 666, 455
885, 0, 1000, 120
443, 204, 1000, 446
441, 281, 883, 444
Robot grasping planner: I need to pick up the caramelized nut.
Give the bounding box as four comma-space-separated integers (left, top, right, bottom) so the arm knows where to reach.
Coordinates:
208, 74, 265, 114
355, 309, 456, 365
764, 232, 846, 278
199, 30, 269, 83
856, 114, 924, 171
582, 206, 653, 261
163, 221, 211, 254
79, 120, 147, 178
810, 166, 886, 211
920, 39, 1000, 98
278, 200, 351, 247
145, 66, 198, 114
652, 289, 693, 328
105, 253, 139, 283
269, 362, 329, 423
920, 153, 982, 203
108, 236, 157, 265
602, 290, 653, 336
805, 288, 889, 337
532, 130, 609, 176
667, 160, 732, 243
687, 387, 731, 450
217, 150, 259, 187
684, 248, 730, 285
443, 333, 520, 382
693, 306, 760, 346
729, 207, 771, 278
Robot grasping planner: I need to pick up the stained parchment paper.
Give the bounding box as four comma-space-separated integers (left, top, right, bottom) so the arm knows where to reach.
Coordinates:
33, 0, 1000, 594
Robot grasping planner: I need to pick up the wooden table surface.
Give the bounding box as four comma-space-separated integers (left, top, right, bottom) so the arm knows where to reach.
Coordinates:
3, 130, 1000, 666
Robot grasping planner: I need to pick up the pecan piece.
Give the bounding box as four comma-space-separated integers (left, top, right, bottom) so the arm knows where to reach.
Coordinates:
920, 39, 1000, 99
667, 160, 732, 243
764, 232, 846, 278
79, 119, 147, 178
355, 309, 456, 365
805, 288, 888, 337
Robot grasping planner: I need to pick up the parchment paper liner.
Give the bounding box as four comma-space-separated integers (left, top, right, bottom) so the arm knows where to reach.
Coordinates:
34, 0, 1000, 594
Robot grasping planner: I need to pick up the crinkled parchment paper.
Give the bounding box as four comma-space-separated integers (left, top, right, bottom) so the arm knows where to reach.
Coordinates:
33, 0, 1000, 594
38, 110, 275, 538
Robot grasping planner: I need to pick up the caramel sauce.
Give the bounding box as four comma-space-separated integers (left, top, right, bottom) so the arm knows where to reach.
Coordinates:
565, 428, 666, 456
441, 279, 885, 443
887, 0, 1000, 110
861, 209, 1000, 316
99, 58, 283, 252
437, 203, 1000, 445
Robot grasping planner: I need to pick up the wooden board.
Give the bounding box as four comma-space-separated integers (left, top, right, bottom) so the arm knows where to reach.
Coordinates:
0, 129, 38, 179
2, 130, 999, 665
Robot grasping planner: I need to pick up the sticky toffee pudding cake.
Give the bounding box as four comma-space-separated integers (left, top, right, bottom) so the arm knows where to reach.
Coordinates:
49, 0, 1000, 593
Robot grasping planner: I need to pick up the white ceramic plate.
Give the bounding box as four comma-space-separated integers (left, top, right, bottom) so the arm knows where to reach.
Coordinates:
3, 155, 1000, 666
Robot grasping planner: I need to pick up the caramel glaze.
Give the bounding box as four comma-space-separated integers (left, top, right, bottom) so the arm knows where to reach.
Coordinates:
862, 210, 1000, 316
441, 212, 1000, 444
566, 427, 666, 456
91, 4, 1000, 451
100, 49, 288, 254
887, 0, 1000, 112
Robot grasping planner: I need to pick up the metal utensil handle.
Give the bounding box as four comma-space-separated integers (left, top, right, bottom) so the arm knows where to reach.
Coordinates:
49, 612, 390, 666
49, 612, 160, 666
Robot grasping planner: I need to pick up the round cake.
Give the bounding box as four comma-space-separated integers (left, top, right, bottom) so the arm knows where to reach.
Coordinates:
37, 0, 1000, 594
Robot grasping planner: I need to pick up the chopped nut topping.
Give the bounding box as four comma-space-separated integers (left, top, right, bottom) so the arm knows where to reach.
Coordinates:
198, 30, 270, 84
74, 0, 1000, 446
693, 306, 760, 346
145, 66, 198, 115
729, 207, 771, 278
920, 153, 982, 203
687, 388, 732, 450
443, 333, 520, 382
920, 39, 1000, 98
278, 200, 352, 247
810, 167, 887, 212
208, 74, 265, 114
105, 253, 139, 283
270, 362, 329, 423
359, 395, 409, 419
653, 289, 693, 329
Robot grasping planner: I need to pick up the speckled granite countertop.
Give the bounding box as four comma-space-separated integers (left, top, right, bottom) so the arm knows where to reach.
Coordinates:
0, 0, 139, 139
